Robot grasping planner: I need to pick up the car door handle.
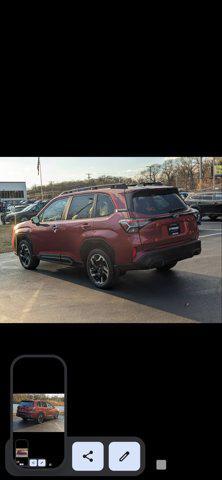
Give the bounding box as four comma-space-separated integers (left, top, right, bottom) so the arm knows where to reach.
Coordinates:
81, 223, 91, 230
52, 224, 59, 232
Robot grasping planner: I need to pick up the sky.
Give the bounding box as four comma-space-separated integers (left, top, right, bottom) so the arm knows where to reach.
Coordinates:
14, 394, 64, 398
0, 157, 168, 188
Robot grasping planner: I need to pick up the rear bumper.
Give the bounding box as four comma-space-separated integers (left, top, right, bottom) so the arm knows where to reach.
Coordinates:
118, 240, 201, 270
17, 413, 36, 420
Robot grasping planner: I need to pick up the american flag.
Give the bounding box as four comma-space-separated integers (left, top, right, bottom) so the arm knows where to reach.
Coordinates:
37, 157, 40, 175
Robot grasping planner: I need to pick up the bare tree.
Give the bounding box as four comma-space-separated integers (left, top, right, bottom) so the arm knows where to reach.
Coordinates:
159, 160, 177, 185
174, 157, 199, 190
139, 164, 162, 183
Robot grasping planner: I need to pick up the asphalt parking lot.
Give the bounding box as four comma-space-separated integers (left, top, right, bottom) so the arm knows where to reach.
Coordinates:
0, 220, 221, 323
13, 415, 64, 432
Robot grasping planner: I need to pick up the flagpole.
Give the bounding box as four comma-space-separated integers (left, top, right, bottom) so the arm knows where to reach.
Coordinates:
38, 157, 44, 200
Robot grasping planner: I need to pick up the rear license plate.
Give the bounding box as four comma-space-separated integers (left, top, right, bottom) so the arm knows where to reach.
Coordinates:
168, 223, 180, 236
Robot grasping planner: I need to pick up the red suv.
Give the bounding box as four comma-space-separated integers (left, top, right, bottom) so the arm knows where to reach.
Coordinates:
12, 183, 201, 288
16, 400, 60, 424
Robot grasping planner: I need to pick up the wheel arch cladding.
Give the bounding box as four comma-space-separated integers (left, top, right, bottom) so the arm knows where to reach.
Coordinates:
16, 234, 32, 253
80, 239, 115, 264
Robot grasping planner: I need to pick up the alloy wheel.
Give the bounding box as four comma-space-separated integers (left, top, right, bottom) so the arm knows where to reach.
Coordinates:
19, 243, 31, 267
89, 253, 110, 286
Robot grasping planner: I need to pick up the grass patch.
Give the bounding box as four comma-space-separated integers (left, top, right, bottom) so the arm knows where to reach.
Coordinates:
0, 224, 13, 253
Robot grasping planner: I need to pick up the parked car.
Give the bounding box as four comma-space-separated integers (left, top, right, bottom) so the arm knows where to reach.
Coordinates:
179, 191, 189, 200
185, 191, 222, 220
16, 400, 60, 424
191, 208, 202, 224
1, 202, 31, 223
11, 204, 29, 213
12, 183, 201, 288
4, 200, 49, 224
1, 205, 17, 223
178, 191, 201, 224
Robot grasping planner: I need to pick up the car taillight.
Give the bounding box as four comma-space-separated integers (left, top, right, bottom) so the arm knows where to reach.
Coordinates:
119, 218, 151, 233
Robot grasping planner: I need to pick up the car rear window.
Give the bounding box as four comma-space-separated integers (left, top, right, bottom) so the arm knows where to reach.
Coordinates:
95, 194, 115, 217
19, 401, 34, 407
131, 192, 187, 216
67, 194, 95, 220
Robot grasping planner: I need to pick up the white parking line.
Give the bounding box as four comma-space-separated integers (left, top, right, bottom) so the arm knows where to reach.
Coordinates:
200, 227, 222, 230
200, 233, 222, 238
55, 422, 64, 432
200, 228, 222, 231
19, 285, 44, 322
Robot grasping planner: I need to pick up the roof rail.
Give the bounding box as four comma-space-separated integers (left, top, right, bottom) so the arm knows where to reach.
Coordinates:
59, 183, 128, 195
59, 181, 165, 196
127, 182, 163, 187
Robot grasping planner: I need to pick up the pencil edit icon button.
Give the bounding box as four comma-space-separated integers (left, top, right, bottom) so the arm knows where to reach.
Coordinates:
72, 442, 104, 471
109, 442, 141, 471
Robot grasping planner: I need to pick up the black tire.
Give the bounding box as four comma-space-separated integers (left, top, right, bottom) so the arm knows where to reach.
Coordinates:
37, 413, 44, 424
209, 215, 218, 221
86, 248, 116, 289
18, 239, 40, 270
156, 261, 177, 272
54, 413, 59, 419
118, 270, 127, 277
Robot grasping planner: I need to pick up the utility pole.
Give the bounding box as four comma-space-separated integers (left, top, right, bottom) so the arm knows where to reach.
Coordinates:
146, 165, 152, 182
212, 157, 215, 190
199, 156, 202, 190
86, 173, 91, 181
175, 172, 178, 187
50, 181, 54, 198
37, 157, 44, 200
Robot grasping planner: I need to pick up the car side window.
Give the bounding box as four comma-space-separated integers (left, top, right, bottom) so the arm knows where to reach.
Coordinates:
214, 193, 222, 200
39, 198, 69, 222
202, 194, 213, 200
67, 194, 95, 220
95, 194, 115, 217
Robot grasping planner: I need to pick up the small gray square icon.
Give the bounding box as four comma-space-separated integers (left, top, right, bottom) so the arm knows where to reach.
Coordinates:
156, 459, 167, 470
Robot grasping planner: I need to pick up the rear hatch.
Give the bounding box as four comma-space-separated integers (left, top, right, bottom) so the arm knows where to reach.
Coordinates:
17, 401, 34, 414
126, 187, 198, 251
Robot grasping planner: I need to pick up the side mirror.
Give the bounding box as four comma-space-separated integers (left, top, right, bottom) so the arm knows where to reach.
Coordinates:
31, 216, 40, 225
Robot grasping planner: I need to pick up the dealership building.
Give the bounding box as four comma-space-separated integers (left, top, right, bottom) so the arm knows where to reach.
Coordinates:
0, 182, 27, 202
